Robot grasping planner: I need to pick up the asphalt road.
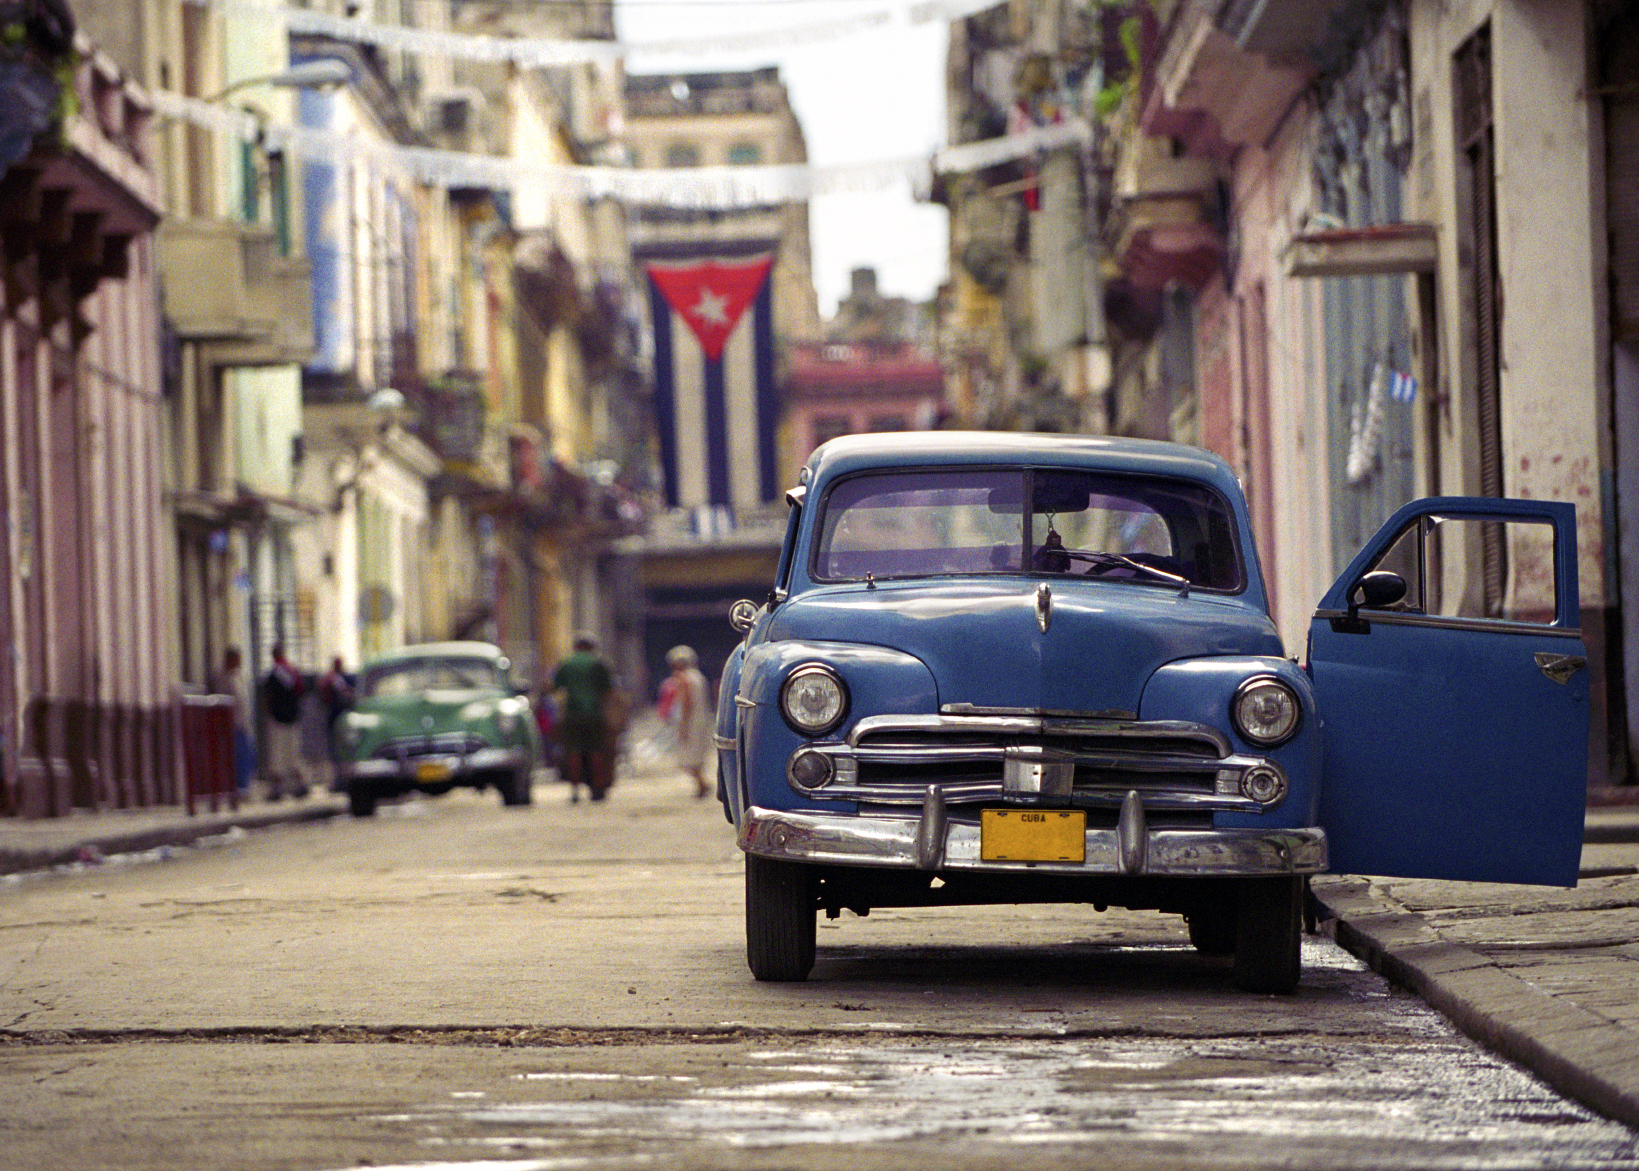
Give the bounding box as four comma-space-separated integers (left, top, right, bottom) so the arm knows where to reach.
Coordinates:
3, 770, 1637, 1170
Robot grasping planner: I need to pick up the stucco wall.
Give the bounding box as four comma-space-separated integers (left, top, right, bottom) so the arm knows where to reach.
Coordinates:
1416, 0, 1607, 604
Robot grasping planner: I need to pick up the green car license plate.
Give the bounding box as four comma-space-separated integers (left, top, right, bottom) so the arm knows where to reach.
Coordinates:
415, 760, 453, 783
980, 809, 1086, 862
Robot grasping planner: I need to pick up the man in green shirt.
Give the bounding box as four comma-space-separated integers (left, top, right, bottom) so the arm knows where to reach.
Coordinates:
553, 634, 614, 801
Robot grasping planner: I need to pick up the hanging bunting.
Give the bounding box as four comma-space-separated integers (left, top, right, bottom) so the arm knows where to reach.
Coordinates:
149, 89, 1091, 208
183, 0, 1008, 66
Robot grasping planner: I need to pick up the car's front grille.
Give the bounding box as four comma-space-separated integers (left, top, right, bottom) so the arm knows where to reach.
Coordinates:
805, 712, 1262, 812
372, 734, 488, 761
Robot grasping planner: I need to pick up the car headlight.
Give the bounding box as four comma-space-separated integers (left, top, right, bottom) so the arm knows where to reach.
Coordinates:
338, 712, 378, 749
780, 665, 848, 736
1231, 677, 1302, 747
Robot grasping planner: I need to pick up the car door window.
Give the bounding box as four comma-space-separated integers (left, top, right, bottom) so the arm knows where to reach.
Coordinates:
1361, 514, 1559, 624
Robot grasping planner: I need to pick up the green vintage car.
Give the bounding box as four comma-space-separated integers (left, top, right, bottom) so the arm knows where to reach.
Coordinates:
334, 641, 541, 817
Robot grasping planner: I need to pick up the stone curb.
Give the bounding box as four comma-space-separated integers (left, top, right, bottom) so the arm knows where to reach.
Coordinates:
1582, 820, 1639, 844
1311, 876, 1639, 1131
0, 803, 345, 877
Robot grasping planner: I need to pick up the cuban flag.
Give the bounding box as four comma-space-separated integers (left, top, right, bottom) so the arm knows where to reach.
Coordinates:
644, 248, 780, 509
1389, 370, 1419, 404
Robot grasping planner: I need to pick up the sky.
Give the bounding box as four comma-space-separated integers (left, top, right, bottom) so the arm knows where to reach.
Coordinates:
614, 0, 952, 318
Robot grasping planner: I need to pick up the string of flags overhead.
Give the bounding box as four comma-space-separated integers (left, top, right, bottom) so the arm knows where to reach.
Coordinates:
147, 88, 1092, 208
181, 0, 1007, 65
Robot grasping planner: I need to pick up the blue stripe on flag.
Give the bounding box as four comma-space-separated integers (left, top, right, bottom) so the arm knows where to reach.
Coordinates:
754, 279, 778, 502
647, 274, 680, 507
703, 349, 730, 506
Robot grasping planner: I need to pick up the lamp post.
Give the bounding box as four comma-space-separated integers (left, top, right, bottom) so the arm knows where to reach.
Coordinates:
205, 58, 351, 104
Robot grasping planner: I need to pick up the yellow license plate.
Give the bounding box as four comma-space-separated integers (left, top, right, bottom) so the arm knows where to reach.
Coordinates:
415, 761, 453, 782
980, 808, 1086, 862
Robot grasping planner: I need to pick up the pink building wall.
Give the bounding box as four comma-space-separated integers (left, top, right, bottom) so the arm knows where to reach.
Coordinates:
1, 45, 173, 816
786, 343, 945, 468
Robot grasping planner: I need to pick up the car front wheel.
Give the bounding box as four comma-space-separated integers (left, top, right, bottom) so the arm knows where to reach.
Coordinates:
1232, 875, 1302, 993
348, 786, 377, 818
745, 853, 816, 982
499, 767, 533, 807
1186, 905, 1236, 956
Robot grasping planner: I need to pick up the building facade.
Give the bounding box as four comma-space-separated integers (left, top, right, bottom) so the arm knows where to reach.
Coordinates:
1, 16, 173, 814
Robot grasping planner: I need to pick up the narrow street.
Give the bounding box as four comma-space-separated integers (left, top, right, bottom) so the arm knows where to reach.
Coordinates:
3, 768, 1636, 1170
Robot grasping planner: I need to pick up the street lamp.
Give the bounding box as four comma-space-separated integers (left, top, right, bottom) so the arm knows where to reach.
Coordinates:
206, 58, 351, 103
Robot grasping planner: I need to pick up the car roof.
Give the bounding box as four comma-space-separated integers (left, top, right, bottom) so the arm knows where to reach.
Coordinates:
361, 641, 506, 669
802, 432, 1241, 495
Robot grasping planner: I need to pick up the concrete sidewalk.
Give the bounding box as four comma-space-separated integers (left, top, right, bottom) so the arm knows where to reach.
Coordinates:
1311, 794, 1639, 1131
0, 790, 345, 876
2, 783, 1637, 1132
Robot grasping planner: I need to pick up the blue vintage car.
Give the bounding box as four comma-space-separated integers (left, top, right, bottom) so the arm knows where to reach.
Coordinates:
717, 433, 1588, 992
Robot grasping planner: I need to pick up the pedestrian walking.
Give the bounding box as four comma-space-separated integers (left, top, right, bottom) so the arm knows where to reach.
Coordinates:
262, 643, 309, 800
658, 645, 713, 799
211, 646, 255, 794
532, 683, 559, 772
317, 657, 356, 741
552, 634, 615, 802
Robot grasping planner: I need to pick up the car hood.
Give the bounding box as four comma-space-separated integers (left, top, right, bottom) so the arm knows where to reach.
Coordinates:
353, 689, 505, 727
767, 580, 1283, 716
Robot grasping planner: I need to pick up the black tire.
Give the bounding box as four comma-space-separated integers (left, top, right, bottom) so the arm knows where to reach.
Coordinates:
1232, 875, 1303, 993
499, 767, 533, 807
348, 786, 377, 818
1186, 906, 1237, 956
745, 853, 816, 981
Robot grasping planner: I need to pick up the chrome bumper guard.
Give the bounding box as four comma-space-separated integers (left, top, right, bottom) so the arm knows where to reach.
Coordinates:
739, 792, 1327, 878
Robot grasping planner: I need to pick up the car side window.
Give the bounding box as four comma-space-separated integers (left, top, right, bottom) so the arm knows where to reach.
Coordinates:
1362, 514, 1559, 624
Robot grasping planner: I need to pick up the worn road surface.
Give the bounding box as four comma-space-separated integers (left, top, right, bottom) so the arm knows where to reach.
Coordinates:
3, 770, 1637, 1170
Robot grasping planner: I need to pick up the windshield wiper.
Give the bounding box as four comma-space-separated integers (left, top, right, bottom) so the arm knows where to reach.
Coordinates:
1062, 549, 1191, 591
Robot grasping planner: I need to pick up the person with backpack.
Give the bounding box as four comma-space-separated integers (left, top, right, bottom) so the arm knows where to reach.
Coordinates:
263, 644, 309, 800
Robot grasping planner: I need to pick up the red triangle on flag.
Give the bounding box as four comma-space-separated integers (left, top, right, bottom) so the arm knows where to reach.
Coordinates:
646, 255, 775, 361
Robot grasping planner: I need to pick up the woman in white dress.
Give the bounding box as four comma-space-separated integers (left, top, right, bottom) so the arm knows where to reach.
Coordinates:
659, 645, 713, 799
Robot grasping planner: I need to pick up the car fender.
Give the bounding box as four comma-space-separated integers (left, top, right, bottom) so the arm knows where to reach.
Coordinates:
735, 640, 938, 813
1140, 656, 1321, 829
715, 643, 748, 821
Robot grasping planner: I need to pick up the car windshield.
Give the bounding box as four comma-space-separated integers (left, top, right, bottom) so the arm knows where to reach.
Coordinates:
362, 657, 508, 697
813, 468, 1243, 591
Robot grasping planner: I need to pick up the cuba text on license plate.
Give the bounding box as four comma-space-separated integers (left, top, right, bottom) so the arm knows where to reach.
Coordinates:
980, 808, 1086, 862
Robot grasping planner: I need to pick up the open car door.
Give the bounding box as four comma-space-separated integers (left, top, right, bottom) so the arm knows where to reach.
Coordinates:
1308, 497, 1586, 887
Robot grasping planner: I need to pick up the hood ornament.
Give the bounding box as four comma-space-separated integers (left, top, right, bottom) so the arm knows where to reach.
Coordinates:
1035, 583, 1052, 633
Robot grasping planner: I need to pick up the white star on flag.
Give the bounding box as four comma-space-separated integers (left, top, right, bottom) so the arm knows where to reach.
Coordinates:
689, 288, 730, 326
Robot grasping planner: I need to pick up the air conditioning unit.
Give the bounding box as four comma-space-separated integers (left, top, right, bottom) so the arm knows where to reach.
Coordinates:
424, 88, 487, 145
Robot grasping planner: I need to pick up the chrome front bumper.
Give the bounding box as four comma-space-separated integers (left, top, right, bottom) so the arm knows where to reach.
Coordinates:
739, 797, 1327, 878
341, 745, 531, 784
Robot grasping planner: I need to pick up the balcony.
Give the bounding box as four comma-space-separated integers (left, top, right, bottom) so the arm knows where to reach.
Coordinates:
157, 217, 314, 365
1110, 145, 1223, 291
1141, 1, 1317, 155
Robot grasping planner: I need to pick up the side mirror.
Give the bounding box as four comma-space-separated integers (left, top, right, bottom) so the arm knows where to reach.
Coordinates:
1350, 570, 1407, 617
728, 598, 760, 633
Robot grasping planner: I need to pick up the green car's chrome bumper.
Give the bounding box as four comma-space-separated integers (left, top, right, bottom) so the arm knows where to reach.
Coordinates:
339, 745, 533, 786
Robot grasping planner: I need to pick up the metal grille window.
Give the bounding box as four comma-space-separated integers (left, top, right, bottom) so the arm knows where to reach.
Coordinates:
253, 592, 316, 671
